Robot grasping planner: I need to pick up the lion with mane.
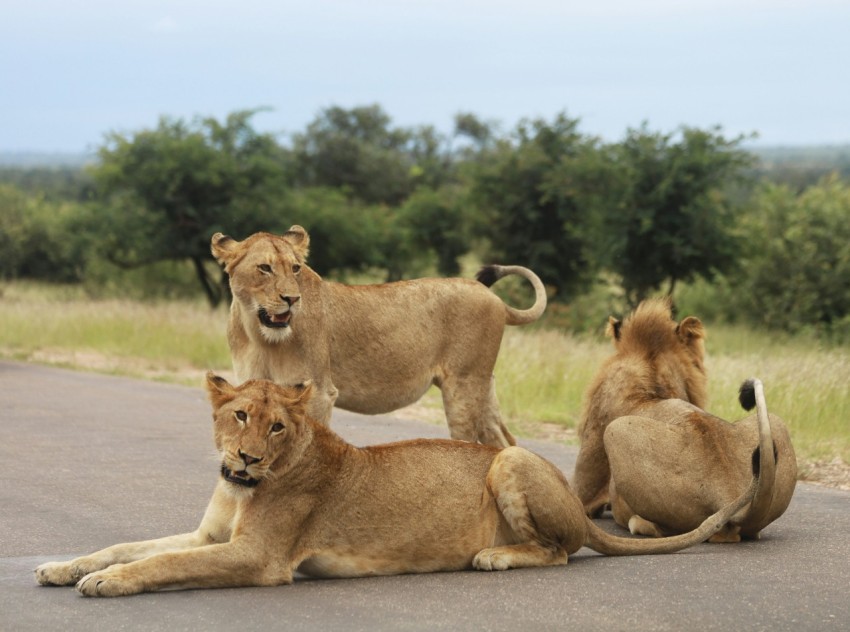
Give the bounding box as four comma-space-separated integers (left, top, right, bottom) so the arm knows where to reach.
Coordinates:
573, 298, 795, 542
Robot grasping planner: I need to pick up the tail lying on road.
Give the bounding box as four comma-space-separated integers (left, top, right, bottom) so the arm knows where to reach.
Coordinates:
475, 264, 547, 326
585, 446, 763, 555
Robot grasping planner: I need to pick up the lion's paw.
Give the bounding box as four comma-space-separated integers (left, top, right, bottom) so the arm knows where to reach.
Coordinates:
708, 526, 742, 543
35, 560, 93, 586
76, 566, 142, 598
472, 550, 511, 572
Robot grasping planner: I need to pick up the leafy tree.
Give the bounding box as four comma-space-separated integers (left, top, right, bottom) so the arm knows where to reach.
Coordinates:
395, 185, 474, 277
285, 187, 390, 276
736, 176, 850, 335
0, 184, 93, 282
600, 124, 754, 305
468, 113, 613, 299
291, 105, 415, 206
90, 110, 290, 306
0, 166, 94, 202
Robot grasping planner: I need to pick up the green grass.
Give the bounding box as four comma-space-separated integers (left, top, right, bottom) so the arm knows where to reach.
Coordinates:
1, 281, 847, 464
0, 282, 230, 383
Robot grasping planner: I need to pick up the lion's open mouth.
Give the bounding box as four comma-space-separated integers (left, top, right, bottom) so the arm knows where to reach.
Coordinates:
221, 463, 260, 487
258, 308, 292, 329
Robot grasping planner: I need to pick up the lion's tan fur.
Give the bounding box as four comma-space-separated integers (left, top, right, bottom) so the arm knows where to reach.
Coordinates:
36, 375, 759, 597
604, 387, 796, 542
573, 298, 796, 541
573, 298, 708, 515
210, 227, 548, 447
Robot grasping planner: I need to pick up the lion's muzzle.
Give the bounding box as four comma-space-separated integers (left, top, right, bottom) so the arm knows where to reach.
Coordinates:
257, 307, 293, 329
220, 463, 260, 487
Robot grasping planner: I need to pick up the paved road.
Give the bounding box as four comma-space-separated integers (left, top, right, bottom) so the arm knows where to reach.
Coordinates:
1, 361, 848, 631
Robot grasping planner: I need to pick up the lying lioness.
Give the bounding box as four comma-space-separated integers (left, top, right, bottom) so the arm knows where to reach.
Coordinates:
36, 375, 759, 597
211, 226, 548, 447
605, 378, 796, 542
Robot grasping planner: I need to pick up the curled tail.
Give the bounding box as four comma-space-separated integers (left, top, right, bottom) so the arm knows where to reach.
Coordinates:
585, 448, 762, 555
475, 264, 547, 326
737, 378, 777, 535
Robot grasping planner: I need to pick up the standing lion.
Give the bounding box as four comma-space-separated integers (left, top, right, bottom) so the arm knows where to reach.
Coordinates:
211, 226, 547, 447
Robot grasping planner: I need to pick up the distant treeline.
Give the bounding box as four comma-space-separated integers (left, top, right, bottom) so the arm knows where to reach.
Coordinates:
1, 106, 849, 339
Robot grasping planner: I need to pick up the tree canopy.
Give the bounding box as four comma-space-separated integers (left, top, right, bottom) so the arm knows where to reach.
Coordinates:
4, 104, 848, 338
91, 109, 289, 306
599, 125, 755, 304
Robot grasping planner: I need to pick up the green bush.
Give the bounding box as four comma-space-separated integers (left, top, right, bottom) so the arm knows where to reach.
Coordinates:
734, 176, 850, 338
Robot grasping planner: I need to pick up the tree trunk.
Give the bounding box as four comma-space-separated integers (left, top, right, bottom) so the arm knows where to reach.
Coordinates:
192, 256, 222, 308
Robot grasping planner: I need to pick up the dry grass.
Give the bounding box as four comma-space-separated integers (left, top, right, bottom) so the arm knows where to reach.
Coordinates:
491, 325, 850, 462
0, 282, 230, 384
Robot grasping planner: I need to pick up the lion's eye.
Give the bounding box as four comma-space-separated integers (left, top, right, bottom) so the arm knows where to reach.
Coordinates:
271, 422, 285, 433
235, 410, 248, 422
258, 264, 272, 273
291, 264, 301, 274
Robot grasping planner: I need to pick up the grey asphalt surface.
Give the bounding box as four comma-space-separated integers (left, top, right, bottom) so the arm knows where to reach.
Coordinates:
1, 360, 848, 631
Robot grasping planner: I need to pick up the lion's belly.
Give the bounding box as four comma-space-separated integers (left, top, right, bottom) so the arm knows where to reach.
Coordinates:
332, 374, 434, 415
297, 545, 477, 578
296, 506, 502, 578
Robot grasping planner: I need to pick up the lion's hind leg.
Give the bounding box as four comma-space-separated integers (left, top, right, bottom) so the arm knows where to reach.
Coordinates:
707, 525, 742, 543
474, 543, 567, 571
473, 447, 583, 572
441, 374, 515, 448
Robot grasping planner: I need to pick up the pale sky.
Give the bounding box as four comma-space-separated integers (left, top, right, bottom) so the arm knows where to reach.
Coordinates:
2, 0, 849, 152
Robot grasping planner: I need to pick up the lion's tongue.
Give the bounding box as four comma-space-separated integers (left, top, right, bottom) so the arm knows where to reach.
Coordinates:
272, 312, 291, 324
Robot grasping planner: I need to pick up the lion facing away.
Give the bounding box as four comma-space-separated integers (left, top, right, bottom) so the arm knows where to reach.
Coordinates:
573, 298, 708, 516
210, 226, 548, 447
604, 378, 796, 542
36, 374, 760, 597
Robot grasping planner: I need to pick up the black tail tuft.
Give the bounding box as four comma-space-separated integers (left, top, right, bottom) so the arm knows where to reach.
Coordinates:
751, 446, 761, 477
739, 379, 757, 411
475, 265, 501, 287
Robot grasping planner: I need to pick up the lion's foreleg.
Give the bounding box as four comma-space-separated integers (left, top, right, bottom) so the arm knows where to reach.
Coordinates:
75, 540, 288, 597
35, 531, 211, 586
37, 481, 238, 587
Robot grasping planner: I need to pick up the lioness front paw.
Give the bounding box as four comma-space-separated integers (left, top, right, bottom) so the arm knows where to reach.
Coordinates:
76, 566, 142, 597
35, 560, 95, 586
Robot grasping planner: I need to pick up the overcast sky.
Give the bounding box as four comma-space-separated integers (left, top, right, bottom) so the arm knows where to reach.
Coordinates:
3, 0, 849, 153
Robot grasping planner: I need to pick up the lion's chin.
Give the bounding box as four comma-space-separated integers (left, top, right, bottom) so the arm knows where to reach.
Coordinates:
221, 464, 260, 488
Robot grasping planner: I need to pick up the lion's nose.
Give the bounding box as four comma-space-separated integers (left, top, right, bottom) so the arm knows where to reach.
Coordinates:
238, 450, 262, 466
280, 294, 300, 306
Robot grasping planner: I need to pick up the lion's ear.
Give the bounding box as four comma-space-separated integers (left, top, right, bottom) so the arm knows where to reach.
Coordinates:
281, 380, 314, 420
293, 379, 314, 405
283, 225, 310, 262
676, 316, 705, 343
210, 233, 240, 267
206, 372, 236, 408
605, 316, 622, 341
